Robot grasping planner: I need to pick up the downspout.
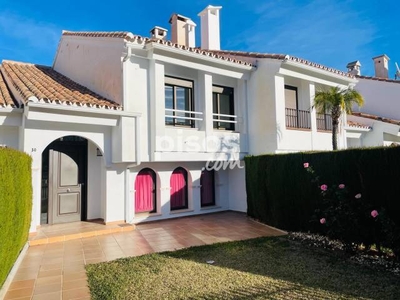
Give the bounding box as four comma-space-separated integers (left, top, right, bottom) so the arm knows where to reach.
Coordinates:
122, 45, 143, 224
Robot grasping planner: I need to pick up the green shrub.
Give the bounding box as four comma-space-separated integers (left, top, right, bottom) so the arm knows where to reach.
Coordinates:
0, 148, 32, 288
245, 147, 400, 256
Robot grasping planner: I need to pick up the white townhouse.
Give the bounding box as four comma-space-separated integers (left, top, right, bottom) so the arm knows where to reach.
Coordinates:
345, 56, 400, 147
0, 5, 357, 233
208, 50, 357, 154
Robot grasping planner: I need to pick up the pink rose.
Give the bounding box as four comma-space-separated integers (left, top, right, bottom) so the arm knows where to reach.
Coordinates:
303, 162, 309, 168
338, 184, 345, 189
355, 193, 362, 199
320, 218, 326, 224
371, 210, 379, 218
320, 184, 328, 191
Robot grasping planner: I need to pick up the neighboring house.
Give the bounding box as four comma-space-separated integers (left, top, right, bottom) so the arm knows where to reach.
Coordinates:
0, 5, 357, 233
209, 50, 357, 154
345, 55, 400, 147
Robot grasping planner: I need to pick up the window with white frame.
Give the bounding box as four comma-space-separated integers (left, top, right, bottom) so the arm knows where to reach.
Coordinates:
212, 85, 235, 131
165, 76, 195, 127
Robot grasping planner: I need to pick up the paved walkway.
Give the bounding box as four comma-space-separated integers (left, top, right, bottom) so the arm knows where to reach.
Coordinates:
4, 212, 285, 300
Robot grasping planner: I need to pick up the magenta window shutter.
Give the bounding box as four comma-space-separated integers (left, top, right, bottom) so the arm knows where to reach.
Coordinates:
201, 170, 215, 206
135, 169, 155, 212
170, 168, 187, 209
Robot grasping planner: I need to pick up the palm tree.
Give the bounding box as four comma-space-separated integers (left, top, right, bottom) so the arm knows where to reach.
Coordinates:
314, 86, 364, 150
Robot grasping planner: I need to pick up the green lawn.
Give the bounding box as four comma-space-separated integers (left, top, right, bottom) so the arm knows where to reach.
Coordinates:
86, 236, 399, 300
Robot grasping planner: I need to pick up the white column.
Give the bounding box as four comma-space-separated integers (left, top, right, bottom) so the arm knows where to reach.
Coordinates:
149, 60, 165, 160
30, 167, 41, 232
198, 72, 213, 134
339, 112, 348, 149
273, 75, 286, 150
306, 82, 317, 150
104, 165, 126, 223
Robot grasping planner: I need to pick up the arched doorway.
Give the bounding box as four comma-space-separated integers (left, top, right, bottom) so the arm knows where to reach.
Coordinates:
170, 167, 189, 210
41, 136, 88, 224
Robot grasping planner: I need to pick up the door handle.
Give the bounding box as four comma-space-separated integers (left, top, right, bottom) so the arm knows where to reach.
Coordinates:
67, 188, 71, 193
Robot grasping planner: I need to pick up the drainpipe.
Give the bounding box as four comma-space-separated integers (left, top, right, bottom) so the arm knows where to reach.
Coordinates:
122, 44, 139, 224
124, 117, 141, 224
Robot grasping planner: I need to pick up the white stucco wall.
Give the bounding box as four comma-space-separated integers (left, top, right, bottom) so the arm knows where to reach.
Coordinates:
145, 56, 250, 162
22, 118, 113, 232
128, 161, 230, 223
228, 164, 247, 212
354, 78, 400, 120
0, 126, 19, 149
247, 60, 281, 155
87, 142, 104, 220
53, 36, 125, 104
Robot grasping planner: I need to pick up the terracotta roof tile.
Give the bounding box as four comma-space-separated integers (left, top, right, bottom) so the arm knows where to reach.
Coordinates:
61, 31, 253, 67
352, 112, 400, 126
0, 71, 17, 108
347, 120, 372, 130
356, 75, 400, 84
209, 50, 354, 78
0, 61, 121, 110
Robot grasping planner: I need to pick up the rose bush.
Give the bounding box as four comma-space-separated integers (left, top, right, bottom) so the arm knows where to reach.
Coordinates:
304, 162, 398, 255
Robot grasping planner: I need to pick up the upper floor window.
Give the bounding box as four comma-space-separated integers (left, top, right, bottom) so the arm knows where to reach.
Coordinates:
285, 85, 311, 129
213, 85, 235, 131
165, 76, 194, 127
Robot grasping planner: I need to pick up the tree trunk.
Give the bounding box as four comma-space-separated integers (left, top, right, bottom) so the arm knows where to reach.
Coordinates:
331, 106, 341, 150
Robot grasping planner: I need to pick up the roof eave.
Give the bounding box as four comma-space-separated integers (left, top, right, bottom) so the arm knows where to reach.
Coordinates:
145, 42, 254, 71
282, 59, 357, 83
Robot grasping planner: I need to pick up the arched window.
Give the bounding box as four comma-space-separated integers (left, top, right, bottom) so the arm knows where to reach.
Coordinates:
135, 168, 157, 213
200, 169, 215, 207
170, 167, 188, 210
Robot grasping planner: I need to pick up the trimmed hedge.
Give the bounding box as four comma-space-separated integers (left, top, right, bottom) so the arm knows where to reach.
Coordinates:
245, 146, 400, 232
0, 148, 32, 288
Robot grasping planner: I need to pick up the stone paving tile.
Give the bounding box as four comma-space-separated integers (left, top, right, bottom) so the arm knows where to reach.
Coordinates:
4, 212, 286, 299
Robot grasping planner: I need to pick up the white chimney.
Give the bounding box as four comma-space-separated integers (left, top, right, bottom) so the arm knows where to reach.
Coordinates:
346, 60, 361, 76
198, 5, 222, 50
373, 54, 390, 78
169, 14, 196, 48
150, 26, 168, 40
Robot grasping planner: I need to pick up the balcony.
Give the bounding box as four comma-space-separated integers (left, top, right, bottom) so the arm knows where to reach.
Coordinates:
317, 113, 332, 131
285, 108, 311, 130
212, 113, 237, 131
165, 108, 203, 128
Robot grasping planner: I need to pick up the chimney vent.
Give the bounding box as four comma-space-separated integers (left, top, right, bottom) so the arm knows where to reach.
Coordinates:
198, 5, 222, 50
372, 54, 390, 78
346, 60, 361, 76
150, 26, 168, 40
169, 14, 196, 47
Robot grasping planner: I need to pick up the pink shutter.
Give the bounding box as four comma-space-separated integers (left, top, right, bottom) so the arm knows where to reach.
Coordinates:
135, 170, 155, 212
170, 168, 187, 209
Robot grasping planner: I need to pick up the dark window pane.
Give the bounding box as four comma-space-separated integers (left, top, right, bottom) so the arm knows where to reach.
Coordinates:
165, 77, 194, 127
213, 86, 234, 130
165, 86, 174, 125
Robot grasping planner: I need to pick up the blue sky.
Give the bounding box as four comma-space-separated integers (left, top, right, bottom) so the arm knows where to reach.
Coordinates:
0, 0, 398, 77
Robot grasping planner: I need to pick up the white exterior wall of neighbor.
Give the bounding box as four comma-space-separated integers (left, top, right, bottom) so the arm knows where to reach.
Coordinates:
243, 57, 354, 155
353, 78, 400, 120
53, 35, 125, 104
346, 115, 400, 148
